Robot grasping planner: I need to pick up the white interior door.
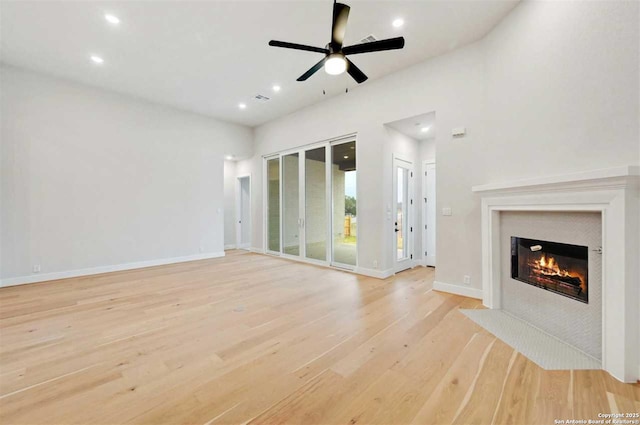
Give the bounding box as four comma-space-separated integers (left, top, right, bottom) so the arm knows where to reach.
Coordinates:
423, 162, 436, 266
393, 156, 414, 273
236, 176, 251, 249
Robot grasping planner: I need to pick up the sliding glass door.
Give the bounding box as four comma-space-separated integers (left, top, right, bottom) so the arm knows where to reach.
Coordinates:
264, 139, 357, 268
305, 147, 327, 261
282, 153, 300, 256
266, 157, 280, 253
331, 141, 357, 267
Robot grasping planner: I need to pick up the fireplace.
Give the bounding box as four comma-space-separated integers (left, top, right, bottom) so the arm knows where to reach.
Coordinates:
511, 237, 589, 303
473, 166, 639, 381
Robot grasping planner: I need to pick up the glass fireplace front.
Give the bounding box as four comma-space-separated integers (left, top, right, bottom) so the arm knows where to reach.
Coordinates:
511, 237, 589, 303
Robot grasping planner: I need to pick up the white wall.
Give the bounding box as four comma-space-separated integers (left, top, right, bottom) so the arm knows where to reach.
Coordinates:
483, 0, 640, 181
0, 65, 253, 283
419, 139, 436, 164
223, 160, 237, 248
245, 0, 639, 285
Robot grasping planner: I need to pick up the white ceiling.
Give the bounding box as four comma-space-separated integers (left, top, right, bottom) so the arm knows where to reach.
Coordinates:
386, 111, 436, 141
0, 1, 519, 127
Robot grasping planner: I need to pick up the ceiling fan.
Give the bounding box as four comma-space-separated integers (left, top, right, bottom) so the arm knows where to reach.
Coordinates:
268, 1, 405, 84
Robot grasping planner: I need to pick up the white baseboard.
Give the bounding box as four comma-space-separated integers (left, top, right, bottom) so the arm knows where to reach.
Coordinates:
249, 247, 265, 254
224, 244, 236, 250
0, 252, 226, 288
354, 267, 394, 279
434, 280, 483, 299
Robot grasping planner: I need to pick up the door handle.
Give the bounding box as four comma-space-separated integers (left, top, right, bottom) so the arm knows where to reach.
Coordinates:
394, 228, 399, 232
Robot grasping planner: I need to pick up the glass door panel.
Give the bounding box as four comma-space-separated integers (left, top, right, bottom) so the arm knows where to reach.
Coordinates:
304, 147, 327, 261
331, 141, 357, 266
282, 153, 300, 256
266, 158, 280, 253
393, 156, 413, 273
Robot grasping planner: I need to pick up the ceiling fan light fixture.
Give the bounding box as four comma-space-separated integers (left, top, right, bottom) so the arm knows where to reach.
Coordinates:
325, 54, 347, 75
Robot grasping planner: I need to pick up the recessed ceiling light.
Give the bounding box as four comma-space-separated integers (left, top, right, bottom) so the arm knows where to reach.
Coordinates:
225, 155, 234, 160
90, 55, 104, 64
343, 155, 349, 159
238, 103, 247, 110
272, 85, 281, 92
392, 18, 404, 28
104, 14, 120, 25
421, 126, 430, 133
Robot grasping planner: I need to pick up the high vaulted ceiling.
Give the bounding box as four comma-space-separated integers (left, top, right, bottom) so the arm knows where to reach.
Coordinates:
0, 1, 519, 127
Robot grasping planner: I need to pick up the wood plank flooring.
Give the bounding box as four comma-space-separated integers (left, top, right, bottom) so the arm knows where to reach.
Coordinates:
0, 251, 638, 424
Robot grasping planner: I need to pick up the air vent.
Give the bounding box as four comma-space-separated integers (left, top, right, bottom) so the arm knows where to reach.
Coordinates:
359, 34, 377, 43
254, 94, 270, 102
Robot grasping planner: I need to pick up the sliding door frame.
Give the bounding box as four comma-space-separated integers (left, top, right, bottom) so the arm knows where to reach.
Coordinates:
329, 139, 357, 270
263, 155, 281, 256
261, 134, 358, 270
279, 149, 303, 260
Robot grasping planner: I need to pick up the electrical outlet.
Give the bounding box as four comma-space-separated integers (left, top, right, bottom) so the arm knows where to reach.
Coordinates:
463, 275, 471, 285
373, 260, 378, 269
32, 265, 41, 273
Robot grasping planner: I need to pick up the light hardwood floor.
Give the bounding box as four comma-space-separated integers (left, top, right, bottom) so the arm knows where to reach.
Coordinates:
0, 251, 638, 424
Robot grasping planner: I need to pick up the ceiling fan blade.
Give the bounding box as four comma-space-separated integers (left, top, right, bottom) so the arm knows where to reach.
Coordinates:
297, 56, 329, 81
342, 37, 405, 55
269, 40, 329, 54
346, 58, 368, 84
331, 2, 350, 49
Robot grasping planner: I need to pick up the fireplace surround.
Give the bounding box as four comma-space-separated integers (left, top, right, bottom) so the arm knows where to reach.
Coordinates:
473, 165, 639, 383
502, 212, 601, 359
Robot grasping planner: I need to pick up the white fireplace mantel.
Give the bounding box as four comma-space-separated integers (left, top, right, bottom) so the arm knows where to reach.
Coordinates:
474, 166, 640, 383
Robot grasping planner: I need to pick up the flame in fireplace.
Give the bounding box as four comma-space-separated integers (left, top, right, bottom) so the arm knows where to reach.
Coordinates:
531, 254, 586, 293
537, 255, 571, 277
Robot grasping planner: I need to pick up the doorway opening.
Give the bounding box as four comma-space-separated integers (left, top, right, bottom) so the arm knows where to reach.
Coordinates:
384, 112, 437, 272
